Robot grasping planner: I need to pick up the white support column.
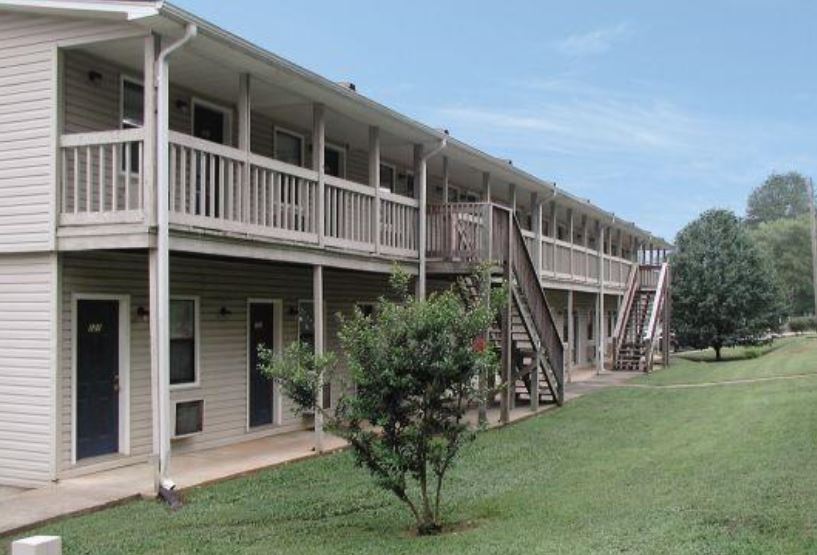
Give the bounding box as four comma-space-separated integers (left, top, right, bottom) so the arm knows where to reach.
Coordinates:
483, 172, 492, 260
313, 104, 326, 246
582, 216, 589, 279
531, 192, 542, 275
566, 289, 574, 383
549, 200, 558, 277
442, 155, 450, 203
143, 34, 158, 227
238, 73, 251, 222
369, 126, 381, 254
417, 144, 428, 300
568, 208, 574, 279
597, 224, 606, 375
313, 264, 324, 452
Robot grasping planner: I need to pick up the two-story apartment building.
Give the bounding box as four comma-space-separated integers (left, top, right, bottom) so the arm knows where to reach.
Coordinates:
0, 0, 670, 489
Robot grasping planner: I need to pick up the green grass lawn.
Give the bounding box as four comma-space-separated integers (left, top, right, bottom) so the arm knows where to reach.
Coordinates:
635, 334, 817, 386
11, 336, 817, 554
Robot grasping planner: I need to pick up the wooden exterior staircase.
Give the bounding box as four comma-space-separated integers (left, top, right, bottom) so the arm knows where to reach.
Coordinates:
612, 262, 671, 372
428, 203, 565, 412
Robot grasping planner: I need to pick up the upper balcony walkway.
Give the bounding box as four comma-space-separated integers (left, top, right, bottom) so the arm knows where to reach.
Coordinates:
58, 128, 420, 265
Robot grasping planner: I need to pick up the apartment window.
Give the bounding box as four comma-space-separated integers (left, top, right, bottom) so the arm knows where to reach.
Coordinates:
170, 298, 198, 386
380, 163, 396, 191
120, 77, 143, 172
587, 311, 594, 341
396, 170, 414, 198
274, 129, 304, 167
325, 144, 346, 178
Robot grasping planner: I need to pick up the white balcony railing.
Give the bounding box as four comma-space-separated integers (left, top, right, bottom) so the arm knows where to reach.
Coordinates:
59, 129, 145, 225
59, 130, 420, 258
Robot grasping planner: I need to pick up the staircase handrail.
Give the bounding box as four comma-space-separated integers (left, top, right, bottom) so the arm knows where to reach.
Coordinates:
612, 263, 639, 365
499, 205, 565, 400
643, 262, 669, 370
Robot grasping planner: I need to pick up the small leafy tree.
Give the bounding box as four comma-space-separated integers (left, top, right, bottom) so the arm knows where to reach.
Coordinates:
260, 269, 502, 535
672, 209, 785, 360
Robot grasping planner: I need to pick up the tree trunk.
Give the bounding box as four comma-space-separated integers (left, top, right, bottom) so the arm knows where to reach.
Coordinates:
714, 345, 722, 361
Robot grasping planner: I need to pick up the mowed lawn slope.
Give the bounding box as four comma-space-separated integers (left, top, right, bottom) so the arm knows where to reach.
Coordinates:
9, 336, 817, 554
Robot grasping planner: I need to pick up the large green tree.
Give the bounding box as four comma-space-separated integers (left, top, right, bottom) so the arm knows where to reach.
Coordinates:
749, 216, 813, 316
745, 172, 811, 226
672, 209, 784, 359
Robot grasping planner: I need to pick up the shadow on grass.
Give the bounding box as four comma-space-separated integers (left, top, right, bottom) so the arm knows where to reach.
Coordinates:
674, 339, 790, 364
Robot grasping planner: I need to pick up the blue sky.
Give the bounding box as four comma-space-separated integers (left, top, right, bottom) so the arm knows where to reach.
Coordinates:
175, 0, 817, 240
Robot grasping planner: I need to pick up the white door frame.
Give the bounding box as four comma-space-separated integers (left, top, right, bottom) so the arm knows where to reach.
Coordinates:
70, 293, 131, 465
246, 299, 283, 430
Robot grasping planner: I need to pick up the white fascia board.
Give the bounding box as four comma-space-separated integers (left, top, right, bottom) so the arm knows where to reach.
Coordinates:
0, 0, 162, 20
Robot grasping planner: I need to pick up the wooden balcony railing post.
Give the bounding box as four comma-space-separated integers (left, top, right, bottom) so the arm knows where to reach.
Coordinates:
369, 126, 381, 254
313, 104, 325, 246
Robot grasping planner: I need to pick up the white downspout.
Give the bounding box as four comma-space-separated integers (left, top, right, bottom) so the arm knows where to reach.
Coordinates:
155, 23, 196, 489
417, 138, 447, 300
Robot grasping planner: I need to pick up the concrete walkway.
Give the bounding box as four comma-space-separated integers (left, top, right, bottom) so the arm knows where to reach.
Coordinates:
0, 369, 639, 537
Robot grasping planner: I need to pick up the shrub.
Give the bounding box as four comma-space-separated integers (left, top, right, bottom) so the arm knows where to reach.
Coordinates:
789, 316, 817, 334
259, 268, 503, 535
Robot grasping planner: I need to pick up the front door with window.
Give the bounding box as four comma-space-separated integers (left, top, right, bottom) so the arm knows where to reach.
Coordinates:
76, 300, 119, 459
249, 303, 275, 427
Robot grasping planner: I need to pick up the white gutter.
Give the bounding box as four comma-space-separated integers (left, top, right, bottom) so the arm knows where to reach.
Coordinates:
417, 139, 447, 299
154, 22, 197, 491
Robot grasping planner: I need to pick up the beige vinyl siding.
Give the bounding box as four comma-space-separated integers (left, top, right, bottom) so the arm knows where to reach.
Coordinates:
0, 253, 56, 486
59, 251, 392, 470
0, 10, 136, 252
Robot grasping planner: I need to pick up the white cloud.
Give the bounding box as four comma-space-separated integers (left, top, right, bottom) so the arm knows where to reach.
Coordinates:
555, 23, 632, 57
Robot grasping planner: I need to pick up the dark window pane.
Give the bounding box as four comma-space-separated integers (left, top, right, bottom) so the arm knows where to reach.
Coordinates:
298, 302, 315, 351
325, 147, 343, 177
122, 80, 144, 128
170, 300, 195, 384
379, 164, 395, 191
170, 339, 195, 384
276, 131, 303, 167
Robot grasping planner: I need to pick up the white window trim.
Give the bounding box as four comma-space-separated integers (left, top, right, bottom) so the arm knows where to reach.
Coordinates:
172, 398, 205, 439
169, 295, 201, 391
273, 125, 306, 168
70, 293, 131, 465
191, 97, 233, 146
324, 141, 347, 179
246, 298, 283, 431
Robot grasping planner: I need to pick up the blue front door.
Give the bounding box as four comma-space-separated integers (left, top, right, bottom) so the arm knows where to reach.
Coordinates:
249, 302, 274, 427
76, 299, 119, 459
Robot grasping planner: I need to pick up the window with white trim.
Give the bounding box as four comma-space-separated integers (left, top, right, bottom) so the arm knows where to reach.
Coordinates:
274, 129, 304, 167
120, 77, 143, 172
170, 298, 198, 386
324, 144, 346, 178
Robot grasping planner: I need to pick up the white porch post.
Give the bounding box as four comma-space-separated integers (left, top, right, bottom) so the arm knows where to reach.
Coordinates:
566, 289, 574, 383
313, 264, 324, 452
415, 143, 428, 300
238, 73, 251, 223
369, 126, 381, 254
313, 104, 326, 246
531, 192, 542, 274
483, 172, 492, 260
549, 200, 558, 277
597, 224, 606, 375
442, 155, 450, 203
568, 208, 574, 280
